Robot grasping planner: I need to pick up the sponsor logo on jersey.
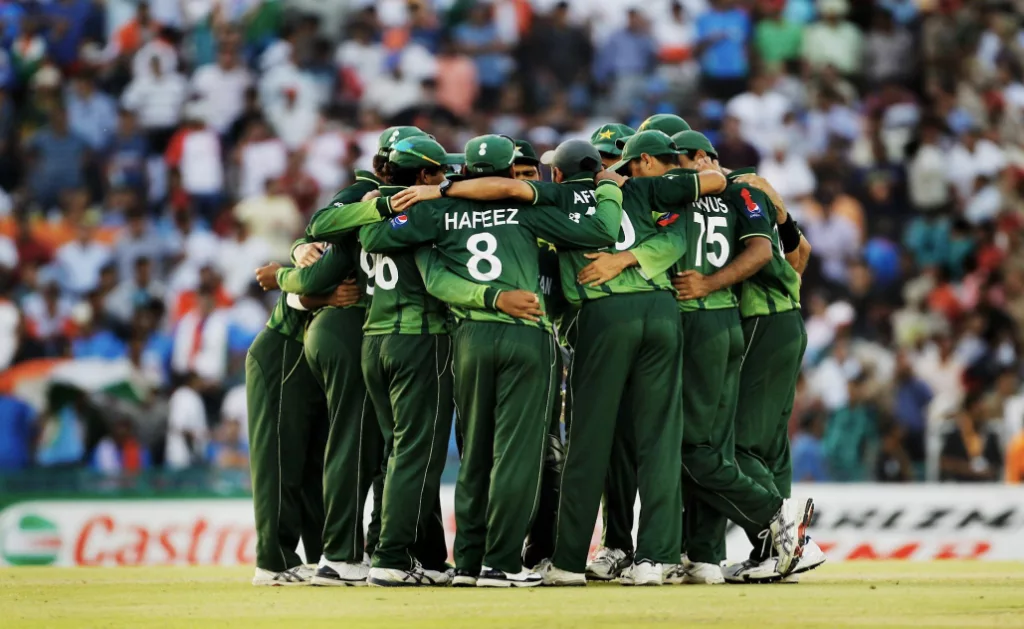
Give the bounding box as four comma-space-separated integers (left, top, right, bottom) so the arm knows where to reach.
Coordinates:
390, 214, 409, 228
656, 212, 680, 227
741, 189, 763, 218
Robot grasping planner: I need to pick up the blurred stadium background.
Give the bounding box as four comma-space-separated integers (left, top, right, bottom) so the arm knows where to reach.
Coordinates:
1, 0, 1023, 569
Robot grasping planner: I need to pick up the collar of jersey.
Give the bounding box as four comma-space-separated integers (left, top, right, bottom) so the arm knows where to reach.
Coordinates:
664, 167, 699, 176
562, 175, 595, 185
727, 167, 757, 181
355, 170, 383, 185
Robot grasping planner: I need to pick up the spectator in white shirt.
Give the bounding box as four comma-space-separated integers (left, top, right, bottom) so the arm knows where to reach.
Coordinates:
171, 287, 231, 384
131, 27, 178, 79
266, 86, 319, 150
236, 119, 288, 200
907, 120, 950, 213
121, 56, 188, 151
802, 0, 863, 77
726, 72, 791, 157
757, 138, 816, 209
55, 220, 113, 297
218, 219, 271, 300
335, 20, 386, 93
0, 234, 16, 272
362, 63, 425, 121
167, 103, 224, 220
303, 117, 349, 204
165, 373, 209, 470
220, 382, 248, 441
945, 127, 1008, 202
191, 46, 253, 135
0, 277, 18, 370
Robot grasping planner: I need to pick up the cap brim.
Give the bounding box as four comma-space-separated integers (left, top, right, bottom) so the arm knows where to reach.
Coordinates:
444, 153, 465, 165
609, 159, 630, 174
514, 156, 540, 166
539, 150, 556, 166
592, 142, 621, 156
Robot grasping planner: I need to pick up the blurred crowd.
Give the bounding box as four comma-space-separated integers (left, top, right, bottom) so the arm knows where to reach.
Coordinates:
0, 0, 1022, 485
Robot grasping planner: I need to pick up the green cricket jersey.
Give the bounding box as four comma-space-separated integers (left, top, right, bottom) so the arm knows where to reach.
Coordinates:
264, 294, 307, 343
725, 169, 802, 318
526, 174, 697, 306
537, 241, 569, 329
358, 186, 450, 336
359, 180, 623, 331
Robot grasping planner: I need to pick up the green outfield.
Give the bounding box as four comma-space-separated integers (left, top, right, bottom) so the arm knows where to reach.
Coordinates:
2, 562, 1022, 629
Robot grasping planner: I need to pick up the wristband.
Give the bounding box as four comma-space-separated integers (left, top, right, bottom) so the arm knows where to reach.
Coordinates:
778, 218, 801, 253
484, 287, 503, 311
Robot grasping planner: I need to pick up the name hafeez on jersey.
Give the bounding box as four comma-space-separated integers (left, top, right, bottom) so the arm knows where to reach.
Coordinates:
443, 208, 521, 230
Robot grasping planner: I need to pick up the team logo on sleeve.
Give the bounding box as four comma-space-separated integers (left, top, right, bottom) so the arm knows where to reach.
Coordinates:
390, 214, 409, 228
741, 189, 763, 218
656, 212, 679, 227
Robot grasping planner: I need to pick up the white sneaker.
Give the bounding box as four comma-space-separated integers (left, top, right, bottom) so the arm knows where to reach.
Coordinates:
367, 560, 450, 587
585, 547, 632, 581
296, 564, 317, 581
311, 557, 369, 586
252, 566, 309, 586
451, 569, 478, 587
363, 553, 371, 567
723, 557, 782, 584
792, 538, 826, 576
780, 574, 800, 584
680, 553, 693, 570
620, 560, 663, 586
769, 498, 812, 575
683, 562, 725, 584
663, 563, 687, 585
538, 560, 587, 587
477, 566, 543, 588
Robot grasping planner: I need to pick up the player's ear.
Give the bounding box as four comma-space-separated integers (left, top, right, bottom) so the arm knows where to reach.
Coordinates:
553, 167, 564, 184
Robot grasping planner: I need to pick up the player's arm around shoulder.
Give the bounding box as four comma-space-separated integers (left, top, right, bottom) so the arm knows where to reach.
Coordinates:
307, 196, 393, 242
276, 246, 350, 295
390, 177, 536, 212
359, 201, 439, 253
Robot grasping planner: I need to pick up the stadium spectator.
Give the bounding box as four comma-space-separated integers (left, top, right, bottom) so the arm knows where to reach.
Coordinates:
939, 393, 1003, 483
93, 417, 148, 474
801, 0, 862, 77
54, 217, 111, 298
0, 394, 34, 470
191, 45, 254, 135
165, 372, 209, 470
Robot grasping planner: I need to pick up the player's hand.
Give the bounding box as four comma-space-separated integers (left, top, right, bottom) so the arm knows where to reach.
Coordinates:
362, 189, 381, 201
496, 290, 545, 322
595, 168, 627, 187
294, 242, 325, 268
735, 174, 787, 223
673, 270, 712, 300
577, 251, 632, 287
327, 279, 362, 308
390, 185, 441, 213
255, 262, 282, 291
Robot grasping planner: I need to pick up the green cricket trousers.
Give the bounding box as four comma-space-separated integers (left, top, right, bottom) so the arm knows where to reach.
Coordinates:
246, 328, 327, 572
362, 333, 453, 572
304, 307, 384, 564
553, 291, 684, 573
736, 310, 807, 559
522, 343, 566, 569
679, 308, 782, 565
452, 321, 558, 575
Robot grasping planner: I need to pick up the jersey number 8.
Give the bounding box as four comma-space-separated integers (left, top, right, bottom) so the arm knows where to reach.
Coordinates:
467, 233, 502, 281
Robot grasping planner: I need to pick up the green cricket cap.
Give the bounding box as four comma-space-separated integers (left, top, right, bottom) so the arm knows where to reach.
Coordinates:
540, 139, 603, 177
464, 135, 518, 174
610, 130, 681, 174
671, 130, 718, 159
637, 113, 691, 136
388, 136, 451, 169
590, 123, 636, 156
513, 139, 539, 165
377, 126, 428, 156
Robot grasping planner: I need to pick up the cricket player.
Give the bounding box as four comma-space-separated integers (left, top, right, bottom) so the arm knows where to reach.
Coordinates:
672, 152, 817, 582
390, 137, 717, 586
362, 135, 624, 587
246, 260, 360, 586
289, 126, 430, 586
592, 130, 812, 583
513, 139, 566, 571
304, 136, 458, 587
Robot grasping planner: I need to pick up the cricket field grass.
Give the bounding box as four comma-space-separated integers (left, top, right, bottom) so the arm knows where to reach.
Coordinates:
2, 561, 1023, 629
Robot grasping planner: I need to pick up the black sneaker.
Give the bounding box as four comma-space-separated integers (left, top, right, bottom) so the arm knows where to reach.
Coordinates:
477, 566, 543, 588
310, 560, 369, 587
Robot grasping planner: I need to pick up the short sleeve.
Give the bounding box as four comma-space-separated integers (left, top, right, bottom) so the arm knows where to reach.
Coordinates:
732, 185, 774, 242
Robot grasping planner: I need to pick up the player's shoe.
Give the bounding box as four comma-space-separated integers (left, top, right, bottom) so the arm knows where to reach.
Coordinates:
585, 547, 632, 581
537, 560, 587, 587
723, 557, 783, 584
663, 563, 687, 585
451, 569, 478, 587
791, 537, 826, 576
620, 560, 663, 586
311, 558, 369, 586
683, 562, 725, 584
252, 566, 309, 586
297, 564, 317, 581
769, 497, 812, 576
780, 574, 800, 584
367, 560, 451, 587
477, 566, 543, 588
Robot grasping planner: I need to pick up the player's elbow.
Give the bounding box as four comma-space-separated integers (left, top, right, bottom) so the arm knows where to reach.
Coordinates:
798, 236, 812, 259
700, 171, 727, 195
747, 237, 773, 267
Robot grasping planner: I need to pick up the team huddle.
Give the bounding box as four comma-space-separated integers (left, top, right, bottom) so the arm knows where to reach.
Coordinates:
245, 112, 824, 589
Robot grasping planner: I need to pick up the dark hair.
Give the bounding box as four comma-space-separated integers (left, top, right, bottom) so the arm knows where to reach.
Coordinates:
560, 156, 601, 178
383, 162, 442, 187
464, 166, 514, 180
